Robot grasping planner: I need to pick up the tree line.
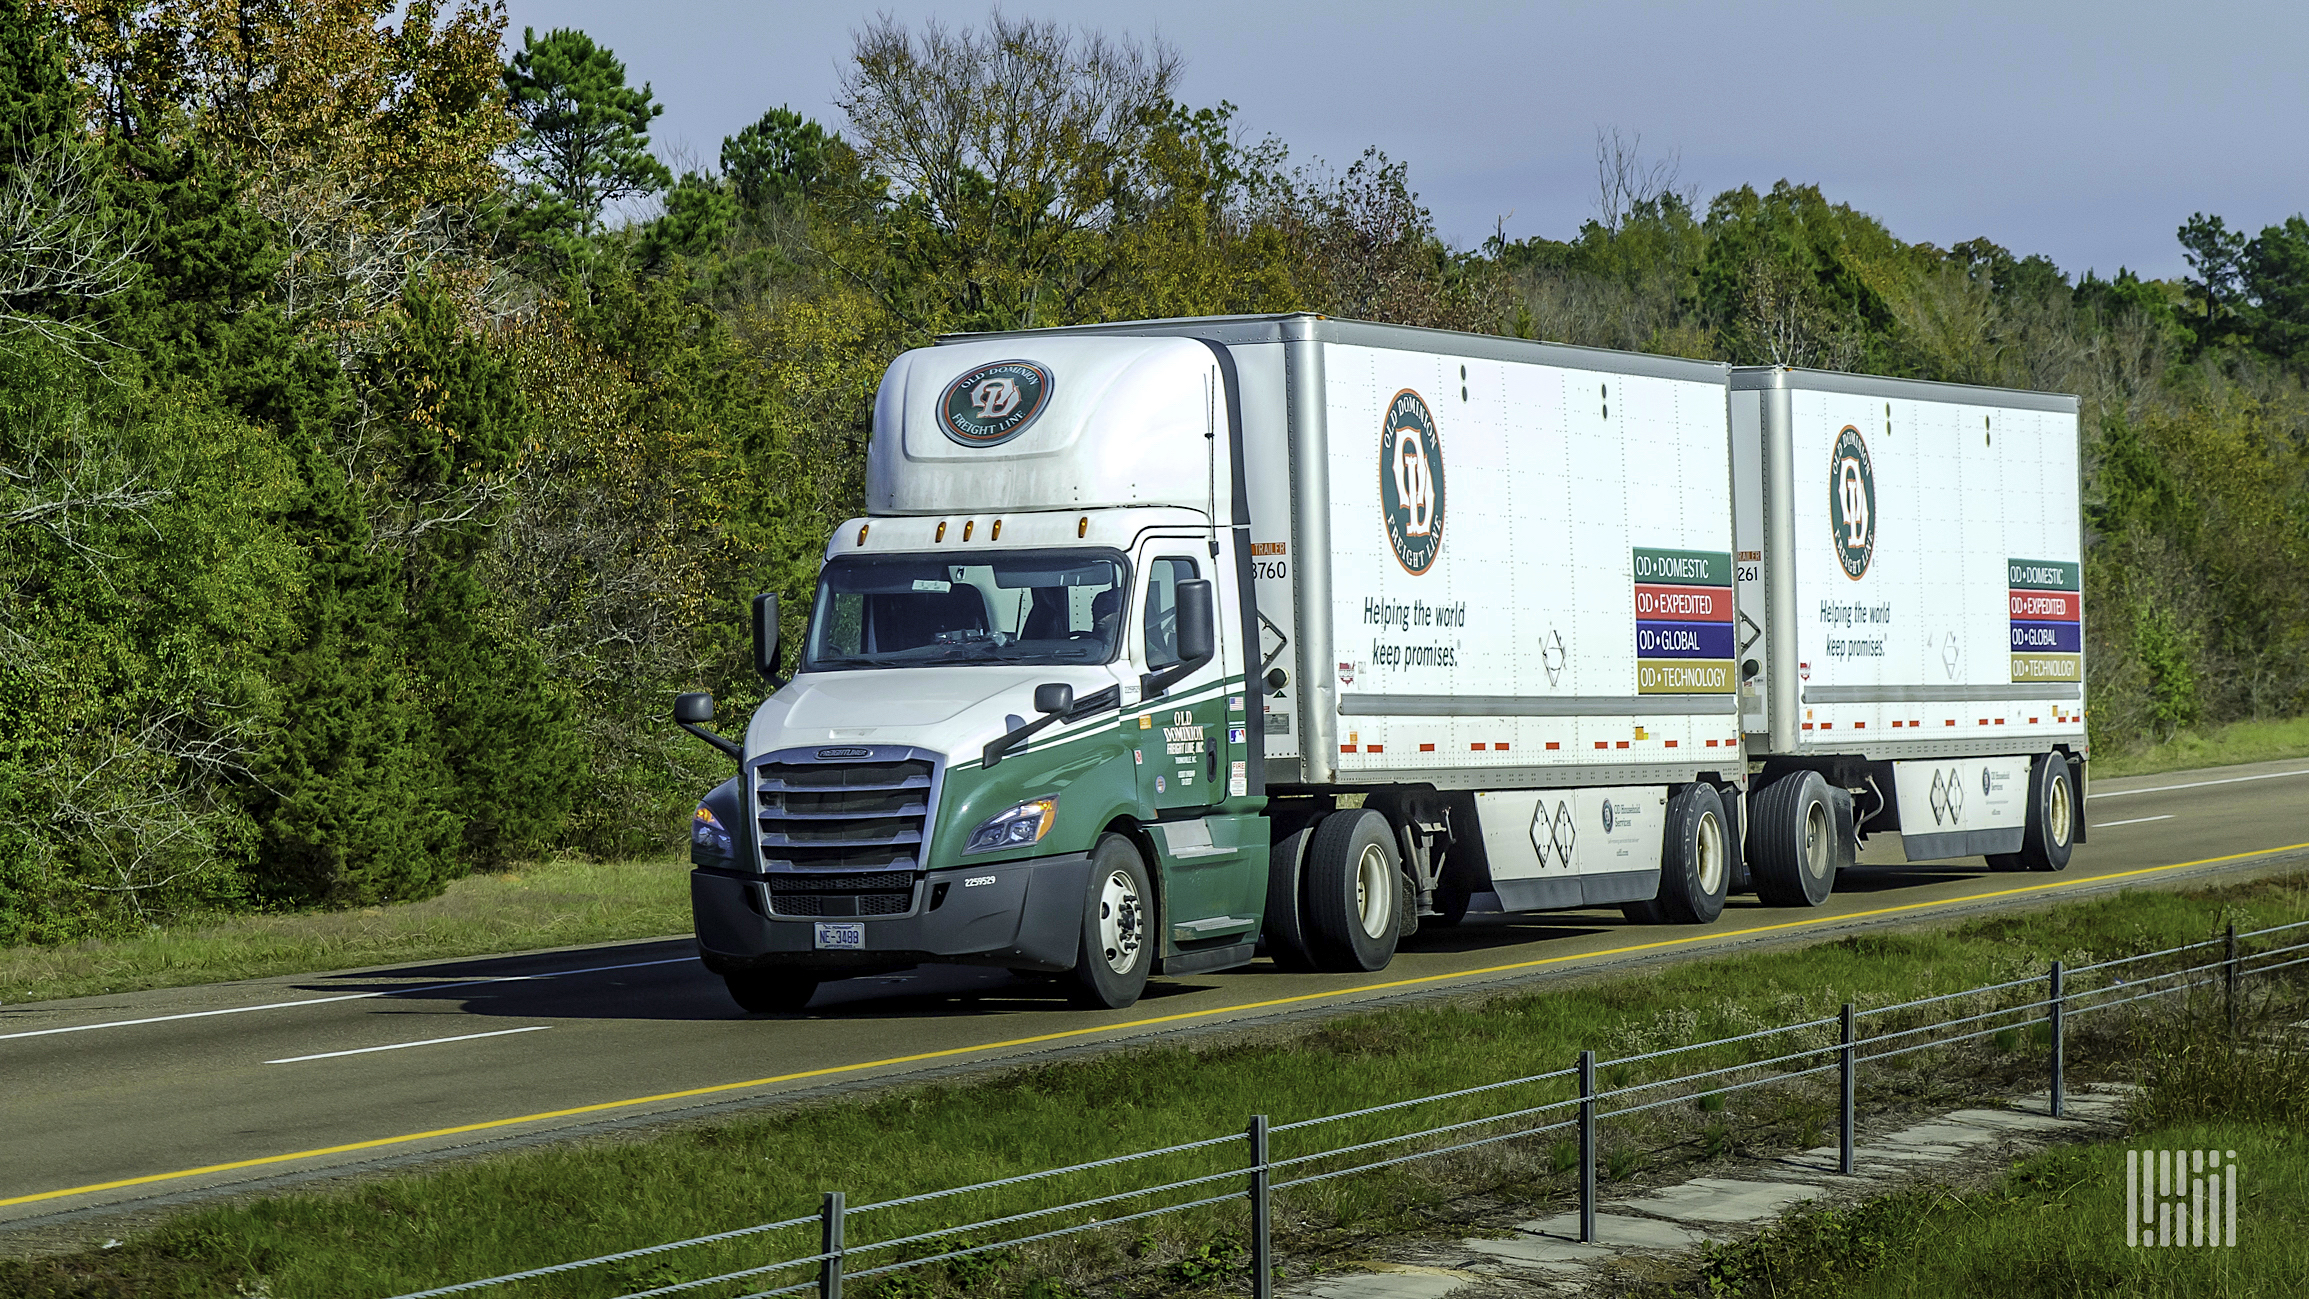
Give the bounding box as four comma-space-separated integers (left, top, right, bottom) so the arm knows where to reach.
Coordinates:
1, 4, 2301, 943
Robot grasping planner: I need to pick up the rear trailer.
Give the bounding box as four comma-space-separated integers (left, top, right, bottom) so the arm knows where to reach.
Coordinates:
1728, 366, 2087, 896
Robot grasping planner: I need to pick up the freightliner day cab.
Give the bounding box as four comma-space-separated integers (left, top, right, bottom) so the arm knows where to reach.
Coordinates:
677, 315, 2088, 1013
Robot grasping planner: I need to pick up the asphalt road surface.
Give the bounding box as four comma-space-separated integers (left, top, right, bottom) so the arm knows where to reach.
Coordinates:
5, 756, 2307, 1238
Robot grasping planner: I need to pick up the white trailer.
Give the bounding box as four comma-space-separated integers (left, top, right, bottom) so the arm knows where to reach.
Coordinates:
1728, 367, 2087, 904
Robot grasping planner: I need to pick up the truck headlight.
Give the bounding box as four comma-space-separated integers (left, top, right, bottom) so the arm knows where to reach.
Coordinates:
963, 796, 1059, 855
692, 803, 733, 858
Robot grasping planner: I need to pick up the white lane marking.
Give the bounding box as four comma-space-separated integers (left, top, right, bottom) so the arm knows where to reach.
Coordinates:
2090, 768, 2309, 800
0, 957, 691, 1042
266, 1025, 551, 1065
2093, 815, 2177, 829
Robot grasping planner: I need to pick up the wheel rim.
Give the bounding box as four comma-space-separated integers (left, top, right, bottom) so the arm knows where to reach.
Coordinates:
1802, 802, 1831, 880
2047, 769, 2074, 846
1354, 843, 1393, 939
1097, 869, 1144, 974
1695, 809, 1727, 896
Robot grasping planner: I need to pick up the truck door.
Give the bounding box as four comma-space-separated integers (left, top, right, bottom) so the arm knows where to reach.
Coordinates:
1130, 542, 1247, 938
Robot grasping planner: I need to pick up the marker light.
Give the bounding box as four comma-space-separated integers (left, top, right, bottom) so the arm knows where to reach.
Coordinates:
691, 803, 732, 859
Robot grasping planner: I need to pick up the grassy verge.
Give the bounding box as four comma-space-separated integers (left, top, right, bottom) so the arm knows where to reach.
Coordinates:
6, 874, 2308, 1297
0, 854, 692, 1006
1696, 1003, 2309, 1296
2093, 713, 2309, 779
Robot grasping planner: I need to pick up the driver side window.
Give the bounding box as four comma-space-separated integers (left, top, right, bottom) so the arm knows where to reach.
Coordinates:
1142, 557, 1199, 669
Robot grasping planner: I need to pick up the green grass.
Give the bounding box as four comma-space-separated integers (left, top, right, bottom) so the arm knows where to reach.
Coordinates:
0, 854, 693, 1006
7, 873, 2308, 1298
2094, 713, 2309, 779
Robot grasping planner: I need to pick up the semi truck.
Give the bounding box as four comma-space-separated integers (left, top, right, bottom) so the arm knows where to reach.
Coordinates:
676, 315, 2086, 1013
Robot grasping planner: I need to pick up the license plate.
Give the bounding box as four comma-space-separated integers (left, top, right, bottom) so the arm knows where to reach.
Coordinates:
814, 921, 865, 950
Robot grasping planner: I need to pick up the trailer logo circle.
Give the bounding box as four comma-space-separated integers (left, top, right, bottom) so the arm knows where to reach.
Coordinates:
938, 360, 1052, 447
1829, 425, 1876, 580
1379, 390, 1445, 574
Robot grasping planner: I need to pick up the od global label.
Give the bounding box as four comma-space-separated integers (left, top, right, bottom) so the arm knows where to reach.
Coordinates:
1380, 390, 1445, 574
938, 360, 1053, 447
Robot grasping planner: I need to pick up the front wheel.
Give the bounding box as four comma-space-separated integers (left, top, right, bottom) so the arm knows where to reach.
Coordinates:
1068, 833, 1154, 1009
1990, 754, 2077, 872
1303, 810, 1403, 972
725, 970, 819, 1014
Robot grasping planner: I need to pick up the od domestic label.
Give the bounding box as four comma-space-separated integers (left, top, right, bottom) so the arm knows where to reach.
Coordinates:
1633, 547, 1734, 694
1379, 390, 1445, 574
937, 360, 1053, 447
2008, 556, 2082, 683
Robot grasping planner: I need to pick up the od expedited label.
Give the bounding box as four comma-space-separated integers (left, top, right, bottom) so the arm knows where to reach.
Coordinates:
2008, 557, 2082, 683
1633, 547, 1734, 694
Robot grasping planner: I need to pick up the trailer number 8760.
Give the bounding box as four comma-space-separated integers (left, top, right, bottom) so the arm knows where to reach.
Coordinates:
1253, 558, 1288, 581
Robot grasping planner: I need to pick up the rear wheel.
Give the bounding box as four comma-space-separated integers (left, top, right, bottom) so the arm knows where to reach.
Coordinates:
1750, 771, 1837, 908
1303, 810, 1402, 972
724, 970, 819, 1014
1068, 834, 1154, 1009
1261, 826, 1320, 971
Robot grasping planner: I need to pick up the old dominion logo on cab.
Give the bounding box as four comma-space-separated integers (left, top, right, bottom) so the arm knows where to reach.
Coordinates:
1381, 389, 1445, 574
939, 360, 1053, 447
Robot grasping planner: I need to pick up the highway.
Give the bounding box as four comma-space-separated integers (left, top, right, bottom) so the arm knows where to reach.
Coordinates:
4, 756, 2306, 1242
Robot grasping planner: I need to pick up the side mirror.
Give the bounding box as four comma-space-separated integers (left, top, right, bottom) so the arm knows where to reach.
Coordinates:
674, 691, 741, 762
752, 593, 781, 681
1175, 579, 1215, 668
1033, 682, 1074, 716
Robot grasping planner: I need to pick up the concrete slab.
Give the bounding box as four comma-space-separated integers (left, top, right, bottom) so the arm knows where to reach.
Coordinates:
1610, 1176, 1832, 1225
1940, 1108, 2074, 1132
1513, 1211, 1719, 1250
1874, 1121, 2001, 1147
1297, 1268, 1473, 1298
1457, 1234, 1611, 1270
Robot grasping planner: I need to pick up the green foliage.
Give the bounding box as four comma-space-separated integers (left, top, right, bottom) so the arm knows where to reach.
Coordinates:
720, 106, 849, 213
0, 0, 71, 150
503, 26, 672, 239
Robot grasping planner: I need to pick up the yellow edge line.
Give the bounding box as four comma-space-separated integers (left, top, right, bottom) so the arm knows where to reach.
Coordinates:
9, 839, 2306, 1210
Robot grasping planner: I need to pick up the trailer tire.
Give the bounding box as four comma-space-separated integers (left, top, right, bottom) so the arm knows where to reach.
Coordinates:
725, 970, 819, 1014
1303, 810, 1402, 972
1627, 783, 1731, 925
1262, 827, 1320, 971
1749, 770, 1838, 908
1989, 753, 2077, 873
1068, 833, 1155, 1009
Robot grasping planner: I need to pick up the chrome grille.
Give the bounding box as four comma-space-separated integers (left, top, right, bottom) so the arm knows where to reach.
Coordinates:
755, 757, 933, 915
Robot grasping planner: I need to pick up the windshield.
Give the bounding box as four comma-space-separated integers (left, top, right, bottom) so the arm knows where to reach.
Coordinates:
803, 549, 1129, 671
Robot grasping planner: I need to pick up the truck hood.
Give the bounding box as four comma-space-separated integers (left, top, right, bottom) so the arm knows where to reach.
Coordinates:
747, 664, 1126, 760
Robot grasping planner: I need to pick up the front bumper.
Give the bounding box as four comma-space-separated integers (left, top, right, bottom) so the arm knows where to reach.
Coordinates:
692, 852, 1092, 974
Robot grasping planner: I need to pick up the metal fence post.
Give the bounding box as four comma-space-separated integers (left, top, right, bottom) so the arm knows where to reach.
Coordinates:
1839, 1003, 1855, 1175
819, 1191, 843, 1299
1248, 1114, 1272, 1299
1578, 1049, 1596, 1244
2226, 921, 2240, 1033
2049, 960, 2065, 1119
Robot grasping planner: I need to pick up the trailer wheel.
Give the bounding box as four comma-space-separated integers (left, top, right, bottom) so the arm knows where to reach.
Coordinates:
1626, 784, 1731, 925
1262, 826, 1320, 971
1989, 754, 2077, 873
1303, 810, 1402, 972
1749, 771, 1838, 908
725, 970, 819, 1014
1068, 833, 1154, 1009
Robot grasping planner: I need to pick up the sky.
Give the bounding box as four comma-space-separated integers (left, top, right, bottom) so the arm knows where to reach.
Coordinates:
497, 0, 2309, 282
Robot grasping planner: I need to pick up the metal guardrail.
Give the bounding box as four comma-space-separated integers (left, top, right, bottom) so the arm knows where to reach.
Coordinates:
390, 919, 2309, 1299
